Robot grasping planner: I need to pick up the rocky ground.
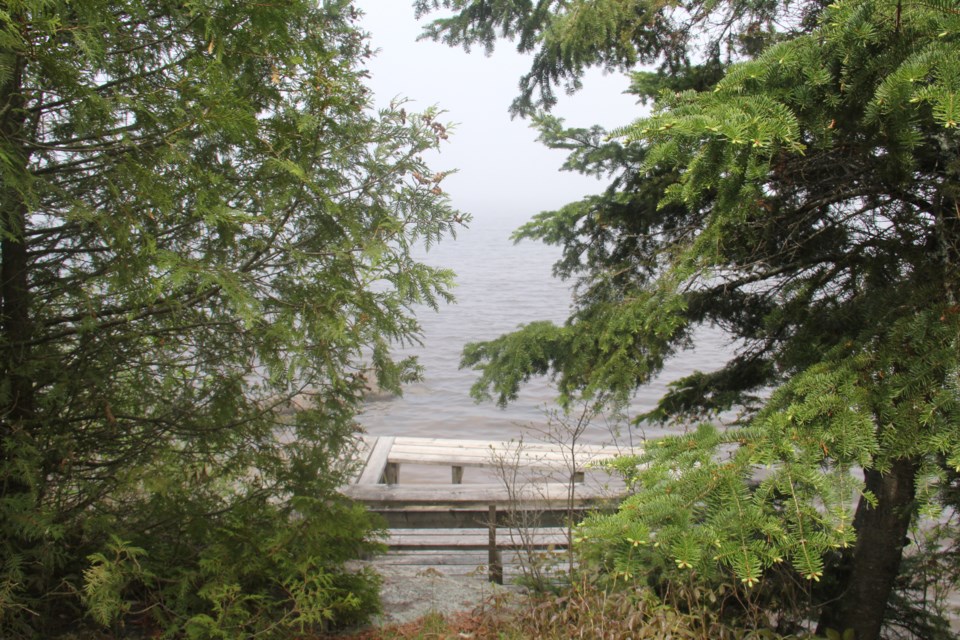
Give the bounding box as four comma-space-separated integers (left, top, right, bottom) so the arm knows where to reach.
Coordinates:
367, 564, 521, 626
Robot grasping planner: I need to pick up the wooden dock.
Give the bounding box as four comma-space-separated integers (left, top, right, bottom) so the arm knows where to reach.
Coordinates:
347, 435, 630, 482
341, 435, 635, 582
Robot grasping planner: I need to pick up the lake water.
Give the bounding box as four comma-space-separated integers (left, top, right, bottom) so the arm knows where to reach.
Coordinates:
357, 212, 734, 454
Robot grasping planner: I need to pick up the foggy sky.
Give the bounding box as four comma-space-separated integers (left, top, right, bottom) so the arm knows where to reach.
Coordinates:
354, 2, 644, 222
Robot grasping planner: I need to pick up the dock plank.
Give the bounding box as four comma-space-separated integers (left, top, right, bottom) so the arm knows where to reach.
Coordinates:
343, 436, 375, 484
386, 527, 570, 550
392, 436, 625, 450
387, 447, 619, 461
391, 437, 628, 456
377, 550, 567, 570
342, 481, 620, 506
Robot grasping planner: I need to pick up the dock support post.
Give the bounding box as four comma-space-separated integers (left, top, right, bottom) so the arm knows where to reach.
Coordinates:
384, 462, 399, 485
452, 465, 464, 484
488, 504, 502, 585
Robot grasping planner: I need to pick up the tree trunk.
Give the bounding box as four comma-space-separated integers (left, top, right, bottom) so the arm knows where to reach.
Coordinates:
817, 457, 919, 640
1, 43, 34, 498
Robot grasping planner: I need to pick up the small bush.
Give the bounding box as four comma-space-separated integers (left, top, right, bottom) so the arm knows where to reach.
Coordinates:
78, 490, 385, 639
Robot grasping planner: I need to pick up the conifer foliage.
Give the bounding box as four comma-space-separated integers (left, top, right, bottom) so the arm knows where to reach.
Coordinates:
424, 0, 959, 636
0, 1, 461, 637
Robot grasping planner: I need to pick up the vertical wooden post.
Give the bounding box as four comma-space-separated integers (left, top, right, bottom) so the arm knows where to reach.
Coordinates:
452, 465, 464, 484
384, 462, 399, 485
488, 504, 502, 585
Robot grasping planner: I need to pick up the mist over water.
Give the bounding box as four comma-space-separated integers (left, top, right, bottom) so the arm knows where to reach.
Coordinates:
357, 211, 734, 448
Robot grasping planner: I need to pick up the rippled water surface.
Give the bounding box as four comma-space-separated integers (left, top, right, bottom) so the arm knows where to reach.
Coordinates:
357, 212, 733, 447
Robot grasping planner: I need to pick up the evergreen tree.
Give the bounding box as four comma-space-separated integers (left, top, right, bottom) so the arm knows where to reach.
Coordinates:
1, 1, 462, 636
421, 0, 959, 637
414, 0, 822, 116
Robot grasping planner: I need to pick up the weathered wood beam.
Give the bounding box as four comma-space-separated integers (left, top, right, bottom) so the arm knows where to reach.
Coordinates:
355, 436, 395, 485
385, 527, 569, 550
341, 481, 621, 507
